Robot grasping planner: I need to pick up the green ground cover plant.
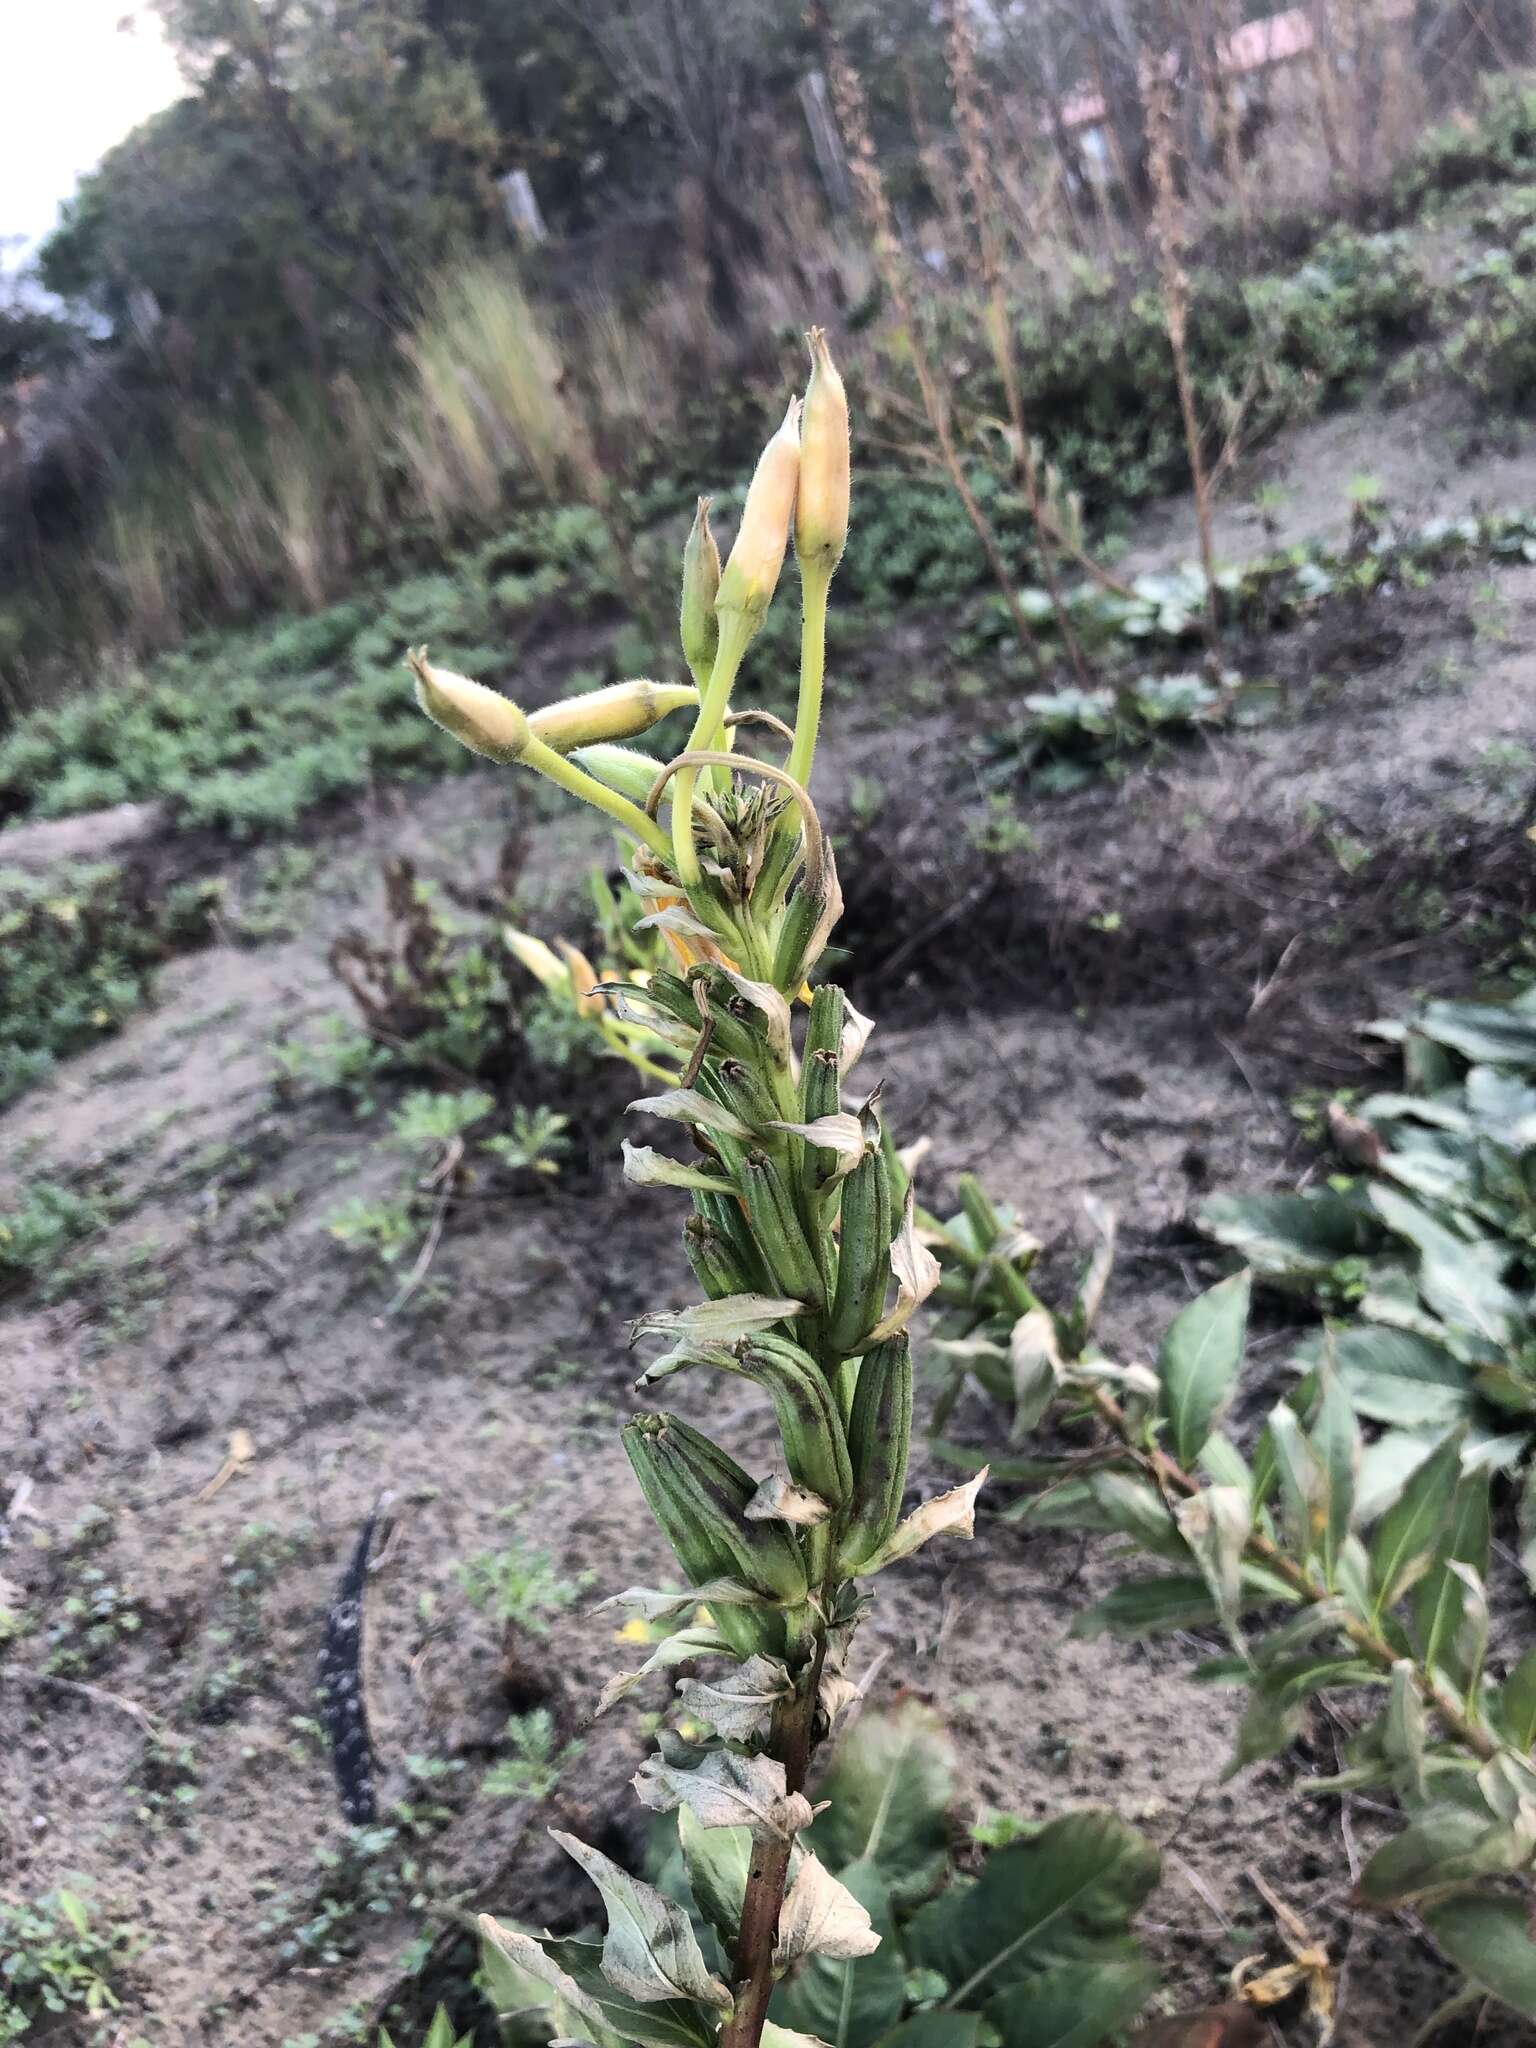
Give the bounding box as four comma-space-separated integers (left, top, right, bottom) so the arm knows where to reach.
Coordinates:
1203, 986, 1536, 1506
0, 859, 218, 1106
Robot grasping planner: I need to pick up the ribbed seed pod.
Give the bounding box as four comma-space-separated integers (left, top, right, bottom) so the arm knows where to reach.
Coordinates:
801, 984, 846, 1071
742, 1334, 854, 1509
705, 1059, 781, 1138
623, 1414, 808, 1609
695, 967, 792, 1077
828, 1145, 893, 1355
835, 1335, 913, 1574
695, 1190, 775, 1293
770, 883, 825, 997
957, 1172, 1002, 1254
683, 1213, 753, 1301
740, 1151, 826, 1308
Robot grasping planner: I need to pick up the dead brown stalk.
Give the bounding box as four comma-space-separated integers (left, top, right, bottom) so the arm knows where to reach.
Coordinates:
1145, 67, 1222, 652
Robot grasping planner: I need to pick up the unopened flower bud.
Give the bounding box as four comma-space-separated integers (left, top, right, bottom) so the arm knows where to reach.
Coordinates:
528, 679, 698, 752
796, 328, 850, 575
409, 647, 529, 764
555, 938, 605, 1018
680, 497, 721, 681
504, 928, 566, 991
570, 743, 664, 806
716, 398, 801, 623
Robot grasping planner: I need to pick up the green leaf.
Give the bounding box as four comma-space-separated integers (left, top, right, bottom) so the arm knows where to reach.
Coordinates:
1015, 1472, 1185, 1560
1411, 1472, 1492, 1689
1310, 1364, 1359, 1585
1199, 1191, 1373, 1286
1069, 1575, 1219, 1640
1492, 1644, 1536, 1752
1369, 1432, 1463, 1614
772, 1861, 906, 2048
1294, 1325, 1474, 1431
1368, 1185, 1519, 1348
679, 1806, 751, 1954
1359, 1805, 1528, 1905
542, 1937, 723, 2048
870, 2017, 980, 2048
904, 1811, 1159, 2005
1157, 1272, 1250, 1466
806, 1704, 955, 1910
1173, 1486, 1252, 1649
551, 1830, 732, 2009
1423, 1895, 1536, 2019
986, 1961, 1156, 2048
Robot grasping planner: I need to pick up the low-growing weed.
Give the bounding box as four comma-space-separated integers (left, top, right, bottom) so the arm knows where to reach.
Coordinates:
484, 1708, 585, 1801
0, 1884, 137, 2040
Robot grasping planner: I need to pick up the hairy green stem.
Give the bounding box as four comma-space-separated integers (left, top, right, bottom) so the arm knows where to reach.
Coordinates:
787, 570, 831, 792
519, 733, 673, 860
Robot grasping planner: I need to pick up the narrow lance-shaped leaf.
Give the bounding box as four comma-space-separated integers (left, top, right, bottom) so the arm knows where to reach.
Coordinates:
1309, 1362, 1359, 1587
1008, 1309, 1063, 1440
1369, 1430, 1463, 1615
861, 1469, 987, 1573
595, 1624, 736, 1719
1411, 1470, 1492, 1691
548, 1833, 733, 2010
866, 1188, 941, 1346
1174, 1486, 1252, 1653
1158, 1272, 1250, 1467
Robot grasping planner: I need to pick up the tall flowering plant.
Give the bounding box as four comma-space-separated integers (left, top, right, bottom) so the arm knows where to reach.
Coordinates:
411, 334, 985, 2048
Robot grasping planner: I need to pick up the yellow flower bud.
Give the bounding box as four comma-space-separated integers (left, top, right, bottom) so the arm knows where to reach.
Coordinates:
680, 497, 721, 682
527, 679, 698, 752
795, 328, 850, 575
503, 928, 566, 991
715, 397, 801, 623
409, 647, 529, 765
555, 938, 605, 1018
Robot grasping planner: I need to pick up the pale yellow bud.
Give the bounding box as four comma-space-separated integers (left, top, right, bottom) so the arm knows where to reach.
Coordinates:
527, 679, 699, 752
715, 397, 802, 622
555, 938, 605, 1018
795, 328, 850, 574
409, 647, 529, 764
680, 497, 721, 681
503, 928, 566, 991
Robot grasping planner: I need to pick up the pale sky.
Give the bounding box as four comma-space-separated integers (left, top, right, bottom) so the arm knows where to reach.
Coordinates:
2, 2, 185, 268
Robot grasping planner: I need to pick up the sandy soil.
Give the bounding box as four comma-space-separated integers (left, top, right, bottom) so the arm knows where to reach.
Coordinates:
3, 430, 1535, 2047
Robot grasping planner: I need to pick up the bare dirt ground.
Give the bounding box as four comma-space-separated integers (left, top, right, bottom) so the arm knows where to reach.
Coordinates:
3, 419, 1535, 2047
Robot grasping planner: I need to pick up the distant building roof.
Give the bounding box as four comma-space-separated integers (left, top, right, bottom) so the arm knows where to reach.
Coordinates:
1058, 0, 1412, 130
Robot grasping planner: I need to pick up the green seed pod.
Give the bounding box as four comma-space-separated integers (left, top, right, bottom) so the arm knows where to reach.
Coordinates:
740, 1151, 827, 1308
957, 1172, 1002, 1255
739, 1334, 853, 1508
623, 1413, 808, 1611
683, 1213, 752, 1301
836, 1335, 913, 1574
695, 1190, 775, 1293
802, 984, 846, 1071
770, 882, 824, 997
705, 1059, 780, 1139
694, 966, 792, 1077
828, 1145, 893, 1355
